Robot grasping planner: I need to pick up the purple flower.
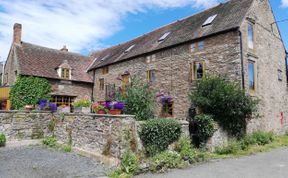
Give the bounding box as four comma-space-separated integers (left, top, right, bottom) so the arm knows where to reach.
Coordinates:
48, 103, 57, 111
114, 102, 125, 110
105, 102, 111, 109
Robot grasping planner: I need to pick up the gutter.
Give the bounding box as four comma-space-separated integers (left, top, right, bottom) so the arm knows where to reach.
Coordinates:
239, 30, 245, 90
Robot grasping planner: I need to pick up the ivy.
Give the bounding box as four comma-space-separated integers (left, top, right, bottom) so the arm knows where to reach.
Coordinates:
10, 76, 51, 109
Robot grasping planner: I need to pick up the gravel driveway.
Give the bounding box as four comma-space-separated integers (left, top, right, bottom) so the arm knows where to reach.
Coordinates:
137, 148, 288, 178
0, 146, 108, 178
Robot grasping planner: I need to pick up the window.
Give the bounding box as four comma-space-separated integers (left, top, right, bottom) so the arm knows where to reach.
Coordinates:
278, 69, 283, 81
147, 70, 156, 82
146, 55, 156, 63
102, 67, 109, 74
191, 61, 205, 80
124, 45, 135, 53
190, 43, 196, 52
202, 14, 217, 27
161, 101, 174, 117
158, 32, 171, 42
122, 74, 130, 93
248, 61, 255, 94
99, 78, 104, 91
61, 68, 70, 79
105, 84, 116, 100
248, 23, 254, 49
51, 96, 75, 108
198, 41, 204, 50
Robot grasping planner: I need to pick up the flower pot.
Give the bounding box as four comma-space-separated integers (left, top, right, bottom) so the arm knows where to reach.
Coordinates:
25, 105, 34, 111
74, 107, 90, 114
96, 110, 106, 114
109, 109, 122, 115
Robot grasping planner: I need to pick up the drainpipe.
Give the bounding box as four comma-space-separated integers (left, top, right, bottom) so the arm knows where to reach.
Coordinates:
285, 51, 288, 86
239, 30, 245, 90
91, 70, 95, 102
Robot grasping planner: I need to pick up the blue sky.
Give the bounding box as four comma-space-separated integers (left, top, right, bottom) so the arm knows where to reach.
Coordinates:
0, 0, 287, 61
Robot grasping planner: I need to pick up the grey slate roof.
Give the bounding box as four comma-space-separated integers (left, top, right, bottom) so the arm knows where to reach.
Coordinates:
15, 42, 93, 83
88, 0, 253, 70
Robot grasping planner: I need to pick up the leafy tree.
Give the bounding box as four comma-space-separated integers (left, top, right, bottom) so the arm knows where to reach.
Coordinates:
10, 76, 51, 109
190, 75, 258, 137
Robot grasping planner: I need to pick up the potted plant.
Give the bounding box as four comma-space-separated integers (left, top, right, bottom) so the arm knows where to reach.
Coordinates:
38, 99, 57, 112
72, 98, 91, 113
106, 101, 125, 115
92, 103, 109, 114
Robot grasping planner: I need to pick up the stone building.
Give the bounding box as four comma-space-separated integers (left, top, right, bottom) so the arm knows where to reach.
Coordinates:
87, 0, 288, 133
3, 23, 94, 109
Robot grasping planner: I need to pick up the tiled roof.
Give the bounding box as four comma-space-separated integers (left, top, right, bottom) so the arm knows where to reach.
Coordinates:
15, 42, 93, 83
88, 0, 253, 70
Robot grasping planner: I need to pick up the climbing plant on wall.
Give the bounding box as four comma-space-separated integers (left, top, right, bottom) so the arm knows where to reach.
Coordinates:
10, 76, 51, 109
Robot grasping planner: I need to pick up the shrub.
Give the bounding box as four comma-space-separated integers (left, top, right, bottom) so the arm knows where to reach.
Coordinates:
149, 151, 184, 172
175, 136, 206, 163
193, 114, 215, 143
0, 133, 6, 147
215, 140, 241, 155
38, 99, 57, 111
240, 132, 274, 150
118, 78, 155, 121
72, 98, 91, 108
42, 136, 57, 147
120, 149, 140, 175
139, 119, 181, 156
10, 76, 51, 109
190, 75, 258, 137
63, 144, 72, 152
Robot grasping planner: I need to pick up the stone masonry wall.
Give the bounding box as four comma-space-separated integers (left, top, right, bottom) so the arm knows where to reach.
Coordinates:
240, 0, 288, 134
3, 46, 18, 86
49, 79, 93, 100
0, 111, 137, 158
93, 31, 242, 120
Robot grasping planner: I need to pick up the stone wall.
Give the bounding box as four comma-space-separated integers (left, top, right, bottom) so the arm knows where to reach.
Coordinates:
240, 0, 288, 134
93, 31, 242, 120
0, 111, 137, 158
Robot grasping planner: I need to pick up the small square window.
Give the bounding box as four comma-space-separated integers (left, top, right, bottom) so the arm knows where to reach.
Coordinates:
161, 101, 174, 117
278, 69, 283, 81
61, 68, 70, 79
102, 67, 109, 74
198, 41, 204, 50
99, 78, 104, 91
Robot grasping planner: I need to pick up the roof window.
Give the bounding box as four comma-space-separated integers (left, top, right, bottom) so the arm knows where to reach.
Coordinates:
202, 14, 217, 27
124, 45, 135, 53
100, 55, 110, 61
158, 32, 171, 42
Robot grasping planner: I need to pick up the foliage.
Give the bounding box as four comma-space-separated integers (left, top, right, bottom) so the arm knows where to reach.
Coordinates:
102, 136, 113, 156
149, 151, 184, 172
215, 140, 241, 155
189, 75, 258, 137
175, 136, 207, 163
139, 118, 181, 156
72, 98, 91, 108
42, 136, 57, 147
193, 114, 215, 143
38, 99, 57, 111
0, 133, 6, 147
240, 131, 274, 150
92, 103, 109, 113
117, 77, 155, 121
63, 144, 72, 152
120, 149, 140, 175
10, 76, 51, 109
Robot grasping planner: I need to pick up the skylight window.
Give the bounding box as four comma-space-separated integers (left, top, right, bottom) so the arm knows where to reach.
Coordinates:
202, 14, 217, 27
158, 32, 171, 42
100, 55, 109, 61
124, 45, 135, 53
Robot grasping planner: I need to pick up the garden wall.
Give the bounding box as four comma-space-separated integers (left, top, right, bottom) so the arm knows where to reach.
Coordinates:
0, 111, 137, 159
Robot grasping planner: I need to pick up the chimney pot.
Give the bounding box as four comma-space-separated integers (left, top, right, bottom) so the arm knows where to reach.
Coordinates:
60, 45, 68, 52
13, 23, 22, 44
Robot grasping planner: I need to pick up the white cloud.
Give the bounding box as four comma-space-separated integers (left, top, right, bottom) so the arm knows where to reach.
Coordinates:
282, 0, 288, 7
0, 0, 220, 61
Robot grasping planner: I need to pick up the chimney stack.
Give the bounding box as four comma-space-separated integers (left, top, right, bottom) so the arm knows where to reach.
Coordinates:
13, 23, 22, 44
60, 45, 68, 52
